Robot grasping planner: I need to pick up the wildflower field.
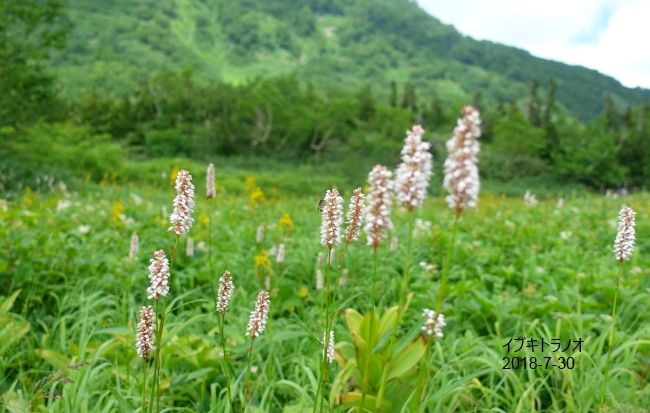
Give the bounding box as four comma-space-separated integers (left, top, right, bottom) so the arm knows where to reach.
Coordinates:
1, 165, 649, 412
3, 0, 650, 411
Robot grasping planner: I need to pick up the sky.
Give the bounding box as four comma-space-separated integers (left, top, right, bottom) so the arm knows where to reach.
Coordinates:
416, 0, 650, 89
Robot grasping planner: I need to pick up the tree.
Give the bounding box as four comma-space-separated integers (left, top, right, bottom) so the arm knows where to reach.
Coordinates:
401, 82, 417, 113
357, 84, 375, 121
389, 81, 398, 108
603, 95, 619, 130
0, 0, 69, 125
527, 80, 542, 127
425, 98, 444, 128
553, 119, 627, 187
617, 105, 649, 186
541, 78, 559, 159
472, 91, 482, 111
481, 110, 549, 180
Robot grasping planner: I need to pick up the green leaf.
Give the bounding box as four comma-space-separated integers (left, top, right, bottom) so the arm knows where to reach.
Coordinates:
268, 330, 308, 342
378, 305, 399, 338
345, 308, 362, 335
341, 390, 393, 411
387, 338, 426, 381
2, 390, 30, 413
346, 309, 368, 351
0, 319, 30, 356
334, 341, 356, 363
358, 311, 381, 353
0, 290, 21, 315
331, 358, 359, 405
34, 349, 69, 369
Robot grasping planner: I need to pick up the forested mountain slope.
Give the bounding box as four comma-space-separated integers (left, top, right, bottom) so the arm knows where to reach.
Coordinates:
51, 0, 650, 119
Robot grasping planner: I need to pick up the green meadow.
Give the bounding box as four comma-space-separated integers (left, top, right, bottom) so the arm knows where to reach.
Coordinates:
3, 1, 650, 411
1, 168, 648, 412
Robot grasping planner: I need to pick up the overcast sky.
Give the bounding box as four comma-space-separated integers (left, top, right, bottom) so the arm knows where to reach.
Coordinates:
416, 0, 650, 89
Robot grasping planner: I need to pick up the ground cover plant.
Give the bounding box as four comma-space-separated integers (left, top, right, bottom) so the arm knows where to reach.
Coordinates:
3, 1, 650, 411
2, 110, 649, 412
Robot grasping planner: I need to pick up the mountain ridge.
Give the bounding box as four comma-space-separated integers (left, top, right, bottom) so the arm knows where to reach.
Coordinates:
50, 0, 650, 119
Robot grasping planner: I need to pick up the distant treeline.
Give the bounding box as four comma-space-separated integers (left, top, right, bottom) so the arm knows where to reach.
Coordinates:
4, 70, 649, 190
1, 1, 649, 191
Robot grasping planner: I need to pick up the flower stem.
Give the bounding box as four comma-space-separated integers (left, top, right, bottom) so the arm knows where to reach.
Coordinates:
148, 301, 159, 412
142, 358, 149, 413
154, 301, 167, 413
599, 266, 623, 411
314, 247, 334, 413
359, 248, 379, 411
436, 215, 459, 313
243, 338, 256, 410
413, 340, 432, 411
399, 211, 415, 309
219, 313, 234, 410
208, 199, 215, 297
376, 212, 415, 409
151, 236, 178, 413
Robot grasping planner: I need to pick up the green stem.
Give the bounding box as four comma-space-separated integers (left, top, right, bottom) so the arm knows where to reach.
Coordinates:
152, 236, 178, 413
244, 339, 256, 410
359, 248, 379, 412
321, 246, 349, 413
413, 340, 432, 411
219, 313, 234, 411
376, 212, 415, 409
599, 267, 622, 411
436, 215, 459, 313
399, 212, 415, 309
208, 199, 215, 297
148, 301, 159, 412
155, 301, 167, 413
314, 248, 334, 413
142, 359, 149, 413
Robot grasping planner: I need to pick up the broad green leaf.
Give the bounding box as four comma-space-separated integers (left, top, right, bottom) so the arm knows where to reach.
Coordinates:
387, 338, 426, 381
403, 292, 414, 313
282, 404, 311, 413
0, 320, 30, 356
34, 349, 68, 369
2, 390, 30, 413
334, 341, 356, 364
359, 312, 380, 345
345, 308, 362, 334
0, 290, 21, 315
341, 390, 392, 411
331, 358, 358, 405
378, 306, 399, 337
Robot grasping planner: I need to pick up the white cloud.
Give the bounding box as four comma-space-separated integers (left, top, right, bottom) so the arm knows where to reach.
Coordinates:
417, 0, 650, 88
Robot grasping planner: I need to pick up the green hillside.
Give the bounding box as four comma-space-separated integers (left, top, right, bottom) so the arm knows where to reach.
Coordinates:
51, 0, 650, 120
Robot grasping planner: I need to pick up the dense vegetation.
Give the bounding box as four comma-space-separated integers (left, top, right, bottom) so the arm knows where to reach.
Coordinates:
50, 0, 650, 120
2, 179, 649, 411
2, 0, 650, 192
4, 70, 650, 192
3, 2, 650, 412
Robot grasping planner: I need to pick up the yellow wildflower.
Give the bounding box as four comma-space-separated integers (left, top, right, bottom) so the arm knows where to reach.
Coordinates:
198, 212, 209, 225
245, 175, 256, 190
21, 187, 36, 208
169, 166, 180, 186
523, 283, 537, 298
110, 201, 124, 224
249, 187, 265, 207
298, 287, 309, 298
278, 213, 293, 233
100, 172, 117, 186
254, 250, 272, 276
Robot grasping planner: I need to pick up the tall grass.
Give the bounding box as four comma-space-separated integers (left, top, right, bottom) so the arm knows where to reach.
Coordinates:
1, 147, 648, 411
